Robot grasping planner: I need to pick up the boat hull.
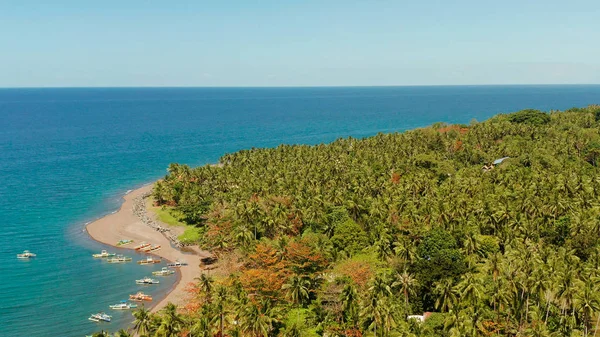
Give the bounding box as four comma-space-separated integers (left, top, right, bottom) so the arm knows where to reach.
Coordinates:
129, 297, 152, 302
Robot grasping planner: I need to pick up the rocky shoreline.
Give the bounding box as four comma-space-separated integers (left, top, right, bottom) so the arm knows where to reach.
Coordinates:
132, 191, 184, 248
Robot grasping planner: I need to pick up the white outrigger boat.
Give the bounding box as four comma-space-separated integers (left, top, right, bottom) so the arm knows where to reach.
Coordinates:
17, 250, 36, 259
167, 260, 188, 267
152, 267, 175, 276
107, 255, 132, 263
88, 312, 112, 322
136, 276, 160, 285
92, 250, 116, 258
109, 300, 138, 310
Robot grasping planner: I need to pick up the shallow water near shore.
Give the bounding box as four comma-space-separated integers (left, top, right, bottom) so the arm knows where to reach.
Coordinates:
1, 86, 599, 336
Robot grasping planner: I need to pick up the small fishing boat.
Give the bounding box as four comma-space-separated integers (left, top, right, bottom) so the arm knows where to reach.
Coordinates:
152, 267, 175, 276
107, 255, 132, 263
92, 250, 116, 258
140, 245, 154, 252
167, 260, 188, 267
136, 276, 160, 284
109, 300, 138, 310
147, 245, 161, 252
88, 312, 112, 322
116, 239, 134, 246
134, 242, 151, 250
129, 292, 153, 302
138, 256, 161, 265
17, 250, 36, 259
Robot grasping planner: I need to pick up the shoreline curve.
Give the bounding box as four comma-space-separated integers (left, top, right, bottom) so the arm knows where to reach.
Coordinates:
85, 183, 207, 313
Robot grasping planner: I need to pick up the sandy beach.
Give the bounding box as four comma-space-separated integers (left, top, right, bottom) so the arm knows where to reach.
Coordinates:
86, 183, 210, 312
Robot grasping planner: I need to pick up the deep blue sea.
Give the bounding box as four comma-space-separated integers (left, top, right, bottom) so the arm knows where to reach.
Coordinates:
0, 86, 599, 336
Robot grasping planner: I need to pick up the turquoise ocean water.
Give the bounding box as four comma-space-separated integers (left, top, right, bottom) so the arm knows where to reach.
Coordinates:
0, 86, 599, 336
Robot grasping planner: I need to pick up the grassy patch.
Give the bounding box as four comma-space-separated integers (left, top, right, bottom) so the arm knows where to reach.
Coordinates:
147, 201, 186, 227
178, 227, 202, 244
147, 201, 202, 244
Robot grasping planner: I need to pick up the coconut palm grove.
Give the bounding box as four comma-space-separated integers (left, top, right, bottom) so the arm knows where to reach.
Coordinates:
96, 105, 600, 337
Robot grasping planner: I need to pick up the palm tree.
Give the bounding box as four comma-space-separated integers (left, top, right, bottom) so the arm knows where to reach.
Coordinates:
155, 303, 183, 337
214, 285, 230, 337
456, 273, 483, 310
91, 332, 110, 337
189, 314, 212, 337
374, 225, 393, 261
115, 329, 132, 337
574, 283, 600, 336
362, 275, 393, 337
196, 273, 214, 303
240, 300, 278, 337
393, 236, 417, 264
393, 269, 418, 310
341, 283, 359, 327
433, 278, 456, 312
132, 306, 154, 337
282, 275, 310, 322
282, 322, 302, 337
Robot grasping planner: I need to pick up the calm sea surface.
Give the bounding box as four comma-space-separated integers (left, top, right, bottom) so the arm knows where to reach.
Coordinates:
0, 86, 599, 336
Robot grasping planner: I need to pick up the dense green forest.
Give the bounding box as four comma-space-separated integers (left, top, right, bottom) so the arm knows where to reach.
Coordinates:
101, 106, 600, 337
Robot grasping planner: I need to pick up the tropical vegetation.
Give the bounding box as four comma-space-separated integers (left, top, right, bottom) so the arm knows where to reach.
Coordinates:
97, 105, 600, 336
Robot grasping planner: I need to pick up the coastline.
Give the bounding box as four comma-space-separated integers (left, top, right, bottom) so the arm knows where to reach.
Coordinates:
85, 183, 210, 312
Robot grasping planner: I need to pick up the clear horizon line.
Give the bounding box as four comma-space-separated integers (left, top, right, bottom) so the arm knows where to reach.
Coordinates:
1, 83, 600, 90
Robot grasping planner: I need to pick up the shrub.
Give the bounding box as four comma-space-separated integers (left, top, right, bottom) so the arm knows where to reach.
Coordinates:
508, 109, 551, 125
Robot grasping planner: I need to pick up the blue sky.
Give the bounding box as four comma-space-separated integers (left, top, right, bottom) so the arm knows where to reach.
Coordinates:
1, 0, 599, 87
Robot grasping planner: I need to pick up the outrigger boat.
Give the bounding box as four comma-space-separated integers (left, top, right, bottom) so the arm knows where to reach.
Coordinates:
138, 256, 161, 265
167, 260, 188, 267
116, 239, 134, 246
134, 242, 151, 250
88, 312, 112, 322
109, 300, 138, 310
152, 267, 175, 276
17, 250, 36, 259
140, 244, 155, 252
136, 276, 160, 285
140, 244, 161, 252
92, 250, 116, 258
129, 292, 153, 302
107, 255, 132, 263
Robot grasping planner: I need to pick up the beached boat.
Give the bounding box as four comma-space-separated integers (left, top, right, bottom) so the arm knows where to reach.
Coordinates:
88, 312, 112, 322
167, 260, 188, 267
140, 245, 154, 252
116, 239, 133, 246
92, 250, 116, 258
129, 292, 152, 302
147, 245, 161, 252
136, 276, 160, 284
152, 267, 175, 276
109, 300, 138, 310
17, 250, 36, 259
138, 256, 161, 265
134, 242, 151, 250
107, 255, 132, 263
140, 244, 161, 252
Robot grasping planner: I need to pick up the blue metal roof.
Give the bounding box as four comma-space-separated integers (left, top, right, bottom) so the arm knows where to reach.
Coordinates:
493, 157, 510, 165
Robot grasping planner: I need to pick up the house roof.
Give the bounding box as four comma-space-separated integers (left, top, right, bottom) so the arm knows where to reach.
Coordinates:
493, 157, 510, 165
